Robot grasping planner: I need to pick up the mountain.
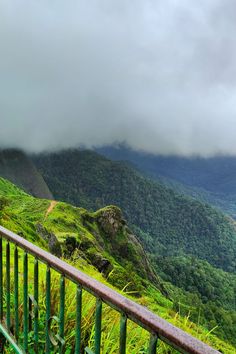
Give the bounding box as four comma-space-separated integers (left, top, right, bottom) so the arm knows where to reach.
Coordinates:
96, 145, 236, 194
33, 149, 236, 273
96, 145, 236, 218
0, 149, 53, 199
0, 177, 236, 352
32, 149, 236, 346
0, 177, 160, 291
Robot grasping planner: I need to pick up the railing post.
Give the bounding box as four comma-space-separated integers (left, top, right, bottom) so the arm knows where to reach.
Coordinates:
45, 266, 51, 354
119, 313, 127, 354
59, 275, 65, 353
6, 243, 11, 331
148, 333, 158, 354
23, 252, 28, 352
14, 246, 19, 341
34, 258, 39, 352
75, 285, 82, 354
95, 298, 102, 354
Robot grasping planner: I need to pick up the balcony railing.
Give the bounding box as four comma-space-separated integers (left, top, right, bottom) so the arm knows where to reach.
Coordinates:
0, 225, 219, 353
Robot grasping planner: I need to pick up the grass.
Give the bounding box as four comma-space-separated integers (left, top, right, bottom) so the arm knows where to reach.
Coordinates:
1, 245, 235, 353
0, 178, 235, 353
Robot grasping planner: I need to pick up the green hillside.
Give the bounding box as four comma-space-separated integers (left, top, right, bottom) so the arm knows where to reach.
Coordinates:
0, 177, 235, 353
0, 177, 159, 292
0, 149, 53, 199
33, 150, 236, 273
31, 150, 236, 347
97, 145, 236, 218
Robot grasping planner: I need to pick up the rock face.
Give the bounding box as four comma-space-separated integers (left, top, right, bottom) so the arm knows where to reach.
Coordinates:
36, 223, 62, 257
0, 149, 53, 199
96, 206, 126, 237
92, 206, 161, 286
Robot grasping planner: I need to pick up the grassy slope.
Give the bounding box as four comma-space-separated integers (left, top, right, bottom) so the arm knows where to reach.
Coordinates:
0, 178, 234, 353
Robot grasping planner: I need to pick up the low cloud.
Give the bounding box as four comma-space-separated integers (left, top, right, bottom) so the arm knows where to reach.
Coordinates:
1, 0, 236, 156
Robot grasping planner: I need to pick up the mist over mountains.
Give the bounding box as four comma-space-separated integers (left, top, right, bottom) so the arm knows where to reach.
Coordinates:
2, 1, 236, 352
2, 0, 236, 156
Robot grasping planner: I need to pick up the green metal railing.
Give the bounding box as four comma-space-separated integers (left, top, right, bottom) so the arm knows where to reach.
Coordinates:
0, 225, 219, 353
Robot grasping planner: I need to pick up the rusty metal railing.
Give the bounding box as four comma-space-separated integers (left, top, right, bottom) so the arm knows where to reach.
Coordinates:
0, 225, 219, 353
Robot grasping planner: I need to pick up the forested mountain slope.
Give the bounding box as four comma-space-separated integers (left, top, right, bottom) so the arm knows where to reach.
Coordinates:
97, 145, 236, 218
0, 177, 236, 352
33, 149, 236, 273
0, 149, 52, 199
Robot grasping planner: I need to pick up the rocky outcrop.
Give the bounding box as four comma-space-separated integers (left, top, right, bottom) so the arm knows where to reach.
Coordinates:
36, 224, 62, 257
95, 206, 126, 237
92, 206, 164, 289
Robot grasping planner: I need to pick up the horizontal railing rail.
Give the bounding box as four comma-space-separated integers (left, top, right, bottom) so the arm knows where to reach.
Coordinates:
0, 225, 219, 354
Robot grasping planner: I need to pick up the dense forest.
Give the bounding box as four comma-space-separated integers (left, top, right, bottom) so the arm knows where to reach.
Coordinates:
97, 145, 236, 218
33, 150, 236, 272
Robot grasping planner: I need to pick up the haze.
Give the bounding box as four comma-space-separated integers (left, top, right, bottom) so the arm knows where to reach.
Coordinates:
1, 0, 236, 156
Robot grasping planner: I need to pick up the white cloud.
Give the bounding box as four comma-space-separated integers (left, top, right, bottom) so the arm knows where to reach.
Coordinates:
1, 0, 236, 155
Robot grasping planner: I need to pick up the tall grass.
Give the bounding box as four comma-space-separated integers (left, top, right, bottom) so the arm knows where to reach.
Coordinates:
1, 246, 235, 353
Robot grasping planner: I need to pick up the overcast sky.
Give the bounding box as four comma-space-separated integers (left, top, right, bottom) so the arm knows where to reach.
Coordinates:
1, 0, 236, 156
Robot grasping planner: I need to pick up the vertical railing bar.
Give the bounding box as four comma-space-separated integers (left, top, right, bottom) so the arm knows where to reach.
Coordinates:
14, 246, 19, 341
59, 275, 65, 353
119, 313, 127, 354
23, 252, 28, 352
0, 238, 2, 322
95, 298, 102, 354
29, 297, 33, 332
34, 258, 39, 352
148, 333, 158, 354
45, 265, 51, 354
75, 285, 82, 354
6, 242, 10, 331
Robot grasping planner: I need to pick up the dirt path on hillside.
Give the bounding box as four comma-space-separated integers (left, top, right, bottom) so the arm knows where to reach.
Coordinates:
45, 201, 58, 218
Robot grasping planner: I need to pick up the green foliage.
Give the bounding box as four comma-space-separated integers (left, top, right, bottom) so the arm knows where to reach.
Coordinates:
156, 255, 236, 346
0, 196, 8, 219
32, 150, 236, 348
155, 255, 236, 310
0, 178, 160, 292
34, 150, 236, 273
96, 145, 236, 218
1, 177, 236, 352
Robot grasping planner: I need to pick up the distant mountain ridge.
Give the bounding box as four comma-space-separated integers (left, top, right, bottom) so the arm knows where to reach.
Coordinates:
0, 149, 53, 199
96, 145, 236, 218
33, 149, 236, 273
